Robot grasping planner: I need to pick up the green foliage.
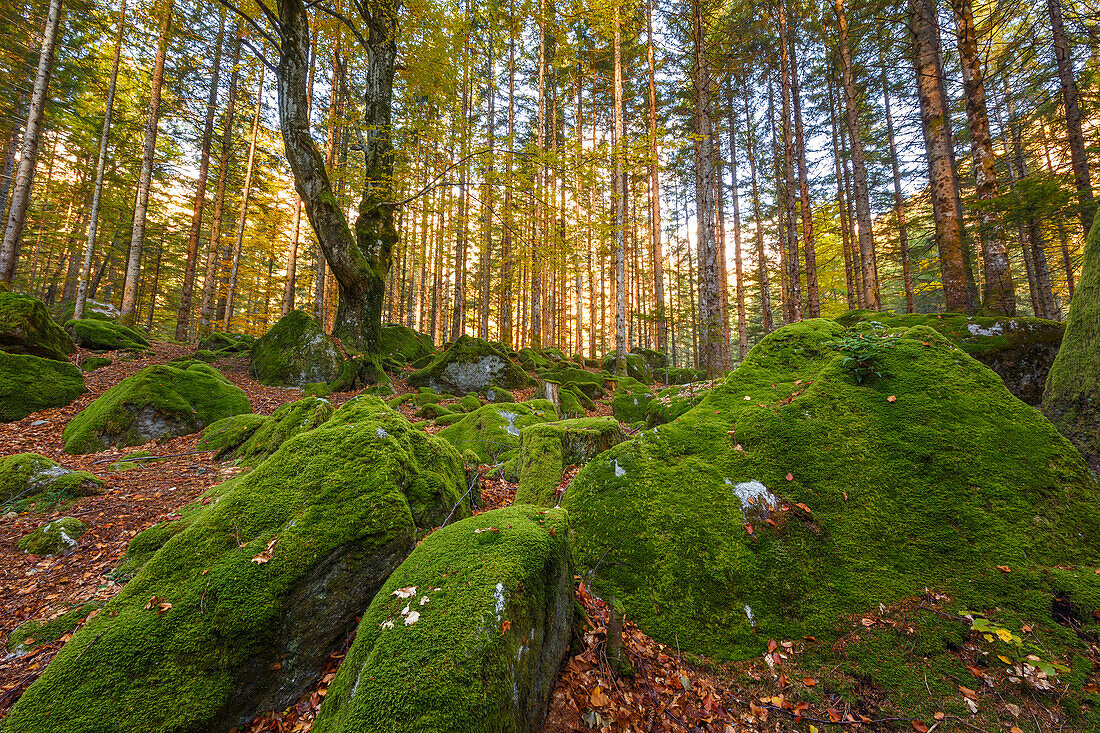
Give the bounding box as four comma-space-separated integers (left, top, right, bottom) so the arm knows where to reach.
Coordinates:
0, 352, 86, 422
830, 329, 898, 383
5, 601, 104, 655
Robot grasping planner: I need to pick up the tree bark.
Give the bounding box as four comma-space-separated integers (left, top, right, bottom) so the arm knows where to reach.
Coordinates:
613, 0, 627, 372
223, 60, 264, 331
0, 0, 63, 286
909, 0, 976, 313
646, 0, 666, 353
119, 0, 173, 324
788, 29, 817, 317
743, 86, 773, 333
692, 0, 721, 375
728, 82, 748, 360
175, 9, 224, 340
880, 47, 915, 313
1048, 0, 1094, 233
777, 3, 801, 322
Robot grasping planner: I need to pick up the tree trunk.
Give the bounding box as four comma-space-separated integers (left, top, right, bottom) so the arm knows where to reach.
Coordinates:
728, 82, 748, 360
880, 47, 915, 313
119, 0, 173, 324
1048, 0, 1094, 233
75, 0, 126, 320
223, 60, 264, 331
0, 0, 63, 286
692, 0, 721, 375
646, 0, 665, 353
827, 75, 858, 310
198, 21, 241, 337
909, 0, 976, 313
613, 0, 627, 372
276, 0, 400, 359
777, 3, 802, 322
450, 4, 471, 342
951, 0, 1014, 315
743, 86, 773, 333
789, 30, 817, 317
175, 9, 224, 340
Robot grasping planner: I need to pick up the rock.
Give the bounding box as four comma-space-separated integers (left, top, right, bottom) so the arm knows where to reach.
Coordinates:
17, 517, 87, 555
610, 377, 655, 424
379, 323, 434, 363
601, 352, 653, 383
1043, 219, 1100, 467
0, 453, 103, 508
57, 299, 118, 322
79, 356, 111, 372
655, 367, 706, 386
437, 400, 559, 464
480, 387, 515, 403
311, 505, 571, 733
6, 397, 469, 733
562, 319, 1100, 662
456, 394, 483, 413
250, 310, 343, 387
0, 352, 86, 422
0, 292, 75, 360
409, 335, 534, 395
540, 367, 606, 400
198, 331, 254, 353
65, 318, 150, 351
629, 346, 668, 373
62, 362, 251, 454
834, 309, 1064, 406
515, 418, 625, 506
198, 397, 334, 463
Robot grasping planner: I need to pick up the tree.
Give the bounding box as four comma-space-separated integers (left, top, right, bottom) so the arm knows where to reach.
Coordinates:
1047, 0, 1093, 233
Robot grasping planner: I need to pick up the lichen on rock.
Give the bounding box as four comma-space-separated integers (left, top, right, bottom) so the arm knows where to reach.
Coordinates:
409, 335, 534, 395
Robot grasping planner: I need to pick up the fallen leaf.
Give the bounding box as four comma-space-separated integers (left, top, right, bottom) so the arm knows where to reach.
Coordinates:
934, 711, 945, 720
590, 685, 610, 707
997, 565, 1011, 573
911, 721, 929, 733
501, 620, 511, 634
802, 677, 816, 687
744, 523, 754, 535
887, 395, 897, 403
392, 586, 417, 599
785, 473, 794, 481
404, 611, 420, 625
958, 685, 978, 700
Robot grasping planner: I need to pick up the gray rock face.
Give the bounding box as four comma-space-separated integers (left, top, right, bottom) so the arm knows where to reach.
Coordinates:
408, 335, 534, 395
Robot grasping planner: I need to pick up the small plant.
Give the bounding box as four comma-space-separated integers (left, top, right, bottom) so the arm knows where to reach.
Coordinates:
963, 611, 1069, 689
831, 331, 897, 384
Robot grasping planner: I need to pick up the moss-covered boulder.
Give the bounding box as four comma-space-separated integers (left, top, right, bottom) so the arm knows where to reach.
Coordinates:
480, 386, 514, 403
79, 356, 111, 372
198, 397, 334, 464
600, 352, 653, 383
65, 318, 150, 351
62, 363, 250, 454
5, 398, 470, 733
562, 319, 1100, 663
629, 346, 667, 373
645, 381, 716, 427
196, 413, 269, 458
541, 367, 605, 400
835, 309, 1064, 406
410, 335, 535, 395
437, 400, 558, 464
312, 505, 571, 733
198, 331, 254, 353
380, 323, 434, 363
17, 517, 87, 555
610, 378, 655, 424
0, 292, 75, 360
656, 366, 706, 386
0, 453, 103, 508
1043, 218, 1100, 467
250, 310, 343, 387
0, 352, 86, 422
515, 418, 625, 507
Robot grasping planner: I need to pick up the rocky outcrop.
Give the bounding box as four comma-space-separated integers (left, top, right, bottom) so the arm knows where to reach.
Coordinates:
515, 418, 625, 506
65, 318, 150, 352
0, 292, 75, 361
409, 335, 534, 395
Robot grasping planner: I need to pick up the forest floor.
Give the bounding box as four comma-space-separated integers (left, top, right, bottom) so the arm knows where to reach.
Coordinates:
0, 345, 1087, 732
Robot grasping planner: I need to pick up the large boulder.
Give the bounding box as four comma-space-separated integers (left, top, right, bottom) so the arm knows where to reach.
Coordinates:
0, 352, 86, 422
437, 400, 558, 465
62, 363, 250, 454
834, 309, 1063, 406
5, 397, 470, 733
562, 319, 1100, 662
250, 310, 343, 387
198, 396, 334, 463
409, 335, 534, 395
312, 505, 571, 733
600, 352, 653, 384
198, 331, 254, 353
515, 418, 625, 506
380, 323, 434, 363
0, 453, 103, 508
65, 318, 150, 351
0, 292, 75, 360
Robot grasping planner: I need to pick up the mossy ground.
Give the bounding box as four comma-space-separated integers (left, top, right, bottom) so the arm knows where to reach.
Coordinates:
198, 331, 254, 353
409, 335, 534, 395
249, 310, 343, 387
436, 399, 558, 464
62, 362, 251, 454
79, 356, 111, 372
0, 352, 86, 422
5, 398, 470, 733
563, 319, 1100, 665
0, 292, 75, 360
5, 601, 104, 656
64, 318, 150, 351
311, 505, 571, 733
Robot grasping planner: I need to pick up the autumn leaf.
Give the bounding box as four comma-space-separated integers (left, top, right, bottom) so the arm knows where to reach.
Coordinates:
911, 720, 929, 732
501, 620, 511, 635
887, 395, 897, 403
802, 677, 816, 687
391, 586, 417, 599
589, 685, 610, 707
785, 473, 794, 481
997, 565, 1011, 573
744, 523, 754, 535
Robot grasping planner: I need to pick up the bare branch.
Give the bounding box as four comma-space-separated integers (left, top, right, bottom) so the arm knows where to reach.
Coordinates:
211, 0, 280, 48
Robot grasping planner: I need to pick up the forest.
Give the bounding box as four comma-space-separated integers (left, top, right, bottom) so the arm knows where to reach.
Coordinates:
1, 0, 1099, 729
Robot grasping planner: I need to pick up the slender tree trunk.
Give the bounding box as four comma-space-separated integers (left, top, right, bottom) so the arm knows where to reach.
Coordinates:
692, 0, 721, 375
778, 3, 802, 322
910, 0, 976, 313
480, 27, 495, 341
75, 0, 126, 319
223, 61, 264, 331
175, 9, 224, 340
789, 30, 817, 317
499, 0, 515, 347
728, 82, 748, 360
145, 241, 163, 330
880, 48, 915, 313
0, 0, 63, 285
613, 0, 627, 371
1048, 0, 1094, 232
646, 0, 665, 352
450, 3, 471, 342
836, 0, 879, 309
119, 0, 173, 324
744, 86, 773, 333
827, 75, 857, 310
951, 0, 1014, 314
198, 21, 241, 337
281, 25, 315, 318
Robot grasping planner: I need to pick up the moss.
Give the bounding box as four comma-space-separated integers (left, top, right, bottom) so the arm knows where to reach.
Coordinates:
562, 319, 1100, 664
198, 331, 253, 353
480, 387, 514, 403
541, 367, 606, 400
601, 352, 653, 383
410, 353, 434, 370
311, 505, 572, 733
610, 380, 655, 424
515, 418, 625, 507
437, 400, 558, 464
457, 394, 482, 412
0, 352, 86, 422
16, 517, 87, 555
656, 367, 706, 386
409, 335, 535, 395
0, 292, 75, 360
237, 397, 335, 464
518, 347, 555, 371
415, 403, 453, 420
433, 412, 464, 427
62, 362, 251, 454
304, 381, 331, 398
5, 601, 104, 656
196, 413, 267, 457
79, 356, 111, 372
557, 387, 585, 419
380, 323, 434, 363
250, 310, 343, 387
0, 453, 103, 510
645, 381, 716, 427
1043, 217, 1100, 465
6, 399, 469, 733
65, 318, 150, 351
629, 346, 667, 373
